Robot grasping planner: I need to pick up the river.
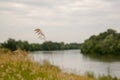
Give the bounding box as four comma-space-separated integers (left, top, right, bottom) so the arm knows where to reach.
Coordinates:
30, 50, 120, 78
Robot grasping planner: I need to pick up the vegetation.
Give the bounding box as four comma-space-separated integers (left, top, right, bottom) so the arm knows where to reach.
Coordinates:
0, 28, 120, 80
0, 48, 119, 80
0, 38, 80, 51
0, 48, 94, 80
80, 29, 120, 57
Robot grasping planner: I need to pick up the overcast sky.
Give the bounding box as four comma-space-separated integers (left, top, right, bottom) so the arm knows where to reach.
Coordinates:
0, 0, 120, 43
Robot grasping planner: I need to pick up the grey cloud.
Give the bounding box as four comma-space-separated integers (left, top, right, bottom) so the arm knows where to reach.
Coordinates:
0, 0, 78, 8
0, 0, 120, 43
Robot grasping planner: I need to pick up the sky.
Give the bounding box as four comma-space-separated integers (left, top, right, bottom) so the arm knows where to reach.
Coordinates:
0, 0, 120, 43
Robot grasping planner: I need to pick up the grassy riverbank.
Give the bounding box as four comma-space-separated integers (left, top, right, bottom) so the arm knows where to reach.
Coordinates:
0, 49, 119, 80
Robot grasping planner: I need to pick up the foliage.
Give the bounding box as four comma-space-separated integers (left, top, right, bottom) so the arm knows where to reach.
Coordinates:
41, 41, 80, 50
98, 75, 119, 80
0, 38, 80, 51
80, 29, 120, 57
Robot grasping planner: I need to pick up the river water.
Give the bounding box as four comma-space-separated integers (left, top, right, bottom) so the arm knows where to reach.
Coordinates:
30, 50, 120, 78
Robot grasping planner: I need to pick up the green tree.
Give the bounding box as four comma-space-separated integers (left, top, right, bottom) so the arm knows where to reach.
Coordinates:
80, 29, 120, 56
4, 38, 17, 51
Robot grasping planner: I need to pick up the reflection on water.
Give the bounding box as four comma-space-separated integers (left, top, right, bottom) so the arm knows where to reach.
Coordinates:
30, 50, 120, 78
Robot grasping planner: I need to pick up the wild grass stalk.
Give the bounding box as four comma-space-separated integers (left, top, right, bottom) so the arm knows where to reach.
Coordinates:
34, 28, 54, 64
0, 48, 95, 80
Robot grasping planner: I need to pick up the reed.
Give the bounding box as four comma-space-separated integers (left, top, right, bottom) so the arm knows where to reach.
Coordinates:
34, 28, 54, 64
0, 48, 94, 80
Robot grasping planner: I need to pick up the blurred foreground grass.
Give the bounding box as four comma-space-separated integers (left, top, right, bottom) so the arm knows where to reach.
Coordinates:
0, 49, 94, 80
0, 48, 119, 80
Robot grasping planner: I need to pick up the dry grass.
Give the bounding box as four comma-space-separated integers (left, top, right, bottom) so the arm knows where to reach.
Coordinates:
0, 48, 95, 80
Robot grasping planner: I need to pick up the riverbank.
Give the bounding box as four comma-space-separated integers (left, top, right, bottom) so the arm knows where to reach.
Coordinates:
0, 49, 119, 80
0, 49, 94, 80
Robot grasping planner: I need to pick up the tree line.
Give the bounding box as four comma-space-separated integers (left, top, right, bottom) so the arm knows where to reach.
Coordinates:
80, 29, 120, 57
0, 38, 81, 51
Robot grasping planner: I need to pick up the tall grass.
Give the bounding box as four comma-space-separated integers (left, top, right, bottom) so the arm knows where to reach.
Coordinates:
0, 48, 95, 80
0, 48, 120, 80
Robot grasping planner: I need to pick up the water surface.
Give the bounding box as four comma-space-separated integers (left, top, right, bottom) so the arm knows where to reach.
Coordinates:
30, 50, 120, 78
